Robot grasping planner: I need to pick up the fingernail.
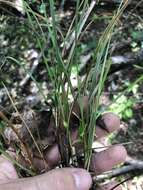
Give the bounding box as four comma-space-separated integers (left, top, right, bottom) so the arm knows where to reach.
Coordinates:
72, 169, 92, 190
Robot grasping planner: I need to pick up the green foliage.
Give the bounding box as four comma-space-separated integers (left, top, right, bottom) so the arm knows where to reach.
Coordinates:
39, 3, 46, 14
109, 95, 134, 119
0, 121, 5, 130
131, 30, 143, 42
129, 26, 143, 51
109, 82, 140, 120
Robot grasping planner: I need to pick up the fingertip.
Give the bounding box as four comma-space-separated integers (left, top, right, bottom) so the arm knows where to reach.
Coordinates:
32, 144, 61, 172
96, 113, 120, 138
0, 153, 18, 182
44, 144, 61, 167
110, 145, 127, 163
90, 145, 127, 174
43, 168, 92, 190
71, 168, 92, 190
102, 113, 120, 131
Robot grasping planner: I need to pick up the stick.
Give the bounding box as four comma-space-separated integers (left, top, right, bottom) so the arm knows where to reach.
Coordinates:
94, 158, 143, 182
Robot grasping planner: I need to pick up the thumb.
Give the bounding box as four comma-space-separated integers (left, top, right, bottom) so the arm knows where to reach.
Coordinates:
35, 168, 92, 190
0, 168, 92, 190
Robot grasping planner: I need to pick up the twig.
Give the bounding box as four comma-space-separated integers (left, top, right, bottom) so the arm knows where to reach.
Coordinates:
94, 158, 143, 182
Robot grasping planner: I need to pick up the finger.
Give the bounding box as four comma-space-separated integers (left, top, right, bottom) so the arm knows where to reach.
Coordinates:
71, 113, 120, 143
72, 97, 120, 139
44, 144, 61, 167
0, 149, 18, 184
17, 143, 61, 173
90, 145, 127, 174
17, 144, 61, 172
0, 168, 92, 190
38, 168, 92, 190
95, 113, 120, 139
32, 144, 61, 171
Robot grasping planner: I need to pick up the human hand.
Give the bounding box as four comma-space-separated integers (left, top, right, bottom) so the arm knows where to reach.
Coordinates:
0, 98, 127, 190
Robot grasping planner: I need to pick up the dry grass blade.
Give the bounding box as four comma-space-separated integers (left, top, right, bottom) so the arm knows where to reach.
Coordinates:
0, 111, 34, 170
2, 83, 47, 170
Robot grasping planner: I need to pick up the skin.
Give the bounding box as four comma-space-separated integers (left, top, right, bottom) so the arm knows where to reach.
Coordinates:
0, 112, 127, 190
